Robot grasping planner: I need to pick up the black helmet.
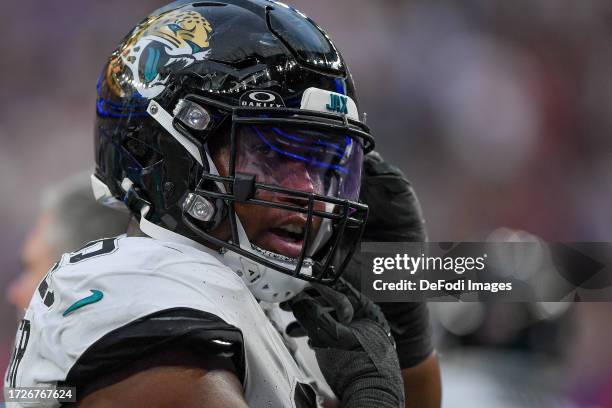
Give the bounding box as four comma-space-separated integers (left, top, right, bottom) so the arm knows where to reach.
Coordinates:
93, 0, 374, 302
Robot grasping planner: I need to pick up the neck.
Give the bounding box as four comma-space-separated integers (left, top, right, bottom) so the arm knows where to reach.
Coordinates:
126, 217, 148, 237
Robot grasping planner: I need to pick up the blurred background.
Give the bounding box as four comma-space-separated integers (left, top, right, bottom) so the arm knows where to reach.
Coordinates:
1, 0, 612, 406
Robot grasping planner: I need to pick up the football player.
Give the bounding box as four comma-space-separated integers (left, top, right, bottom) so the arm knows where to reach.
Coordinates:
4, 1, 406, 407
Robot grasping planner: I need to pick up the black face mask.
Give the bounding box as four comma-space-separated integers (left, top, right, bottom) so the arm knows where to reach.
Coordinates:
177, 94, 373, 285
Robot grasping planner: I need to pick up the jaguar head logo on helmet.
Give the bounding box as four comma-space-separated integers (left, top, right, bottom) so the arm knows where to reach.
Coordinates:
106, 8, 213, 98
93, 0, 374, 302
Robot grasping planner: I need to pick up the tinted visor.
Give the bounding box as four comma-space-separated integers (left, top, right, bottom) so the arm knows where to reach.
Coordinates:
230, 123, 364, 269
235, 124, 363, 202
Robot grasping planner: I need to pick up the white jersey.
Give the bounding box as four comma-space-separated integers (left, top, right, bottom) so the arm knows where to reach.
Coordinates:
4, 236, 332, 407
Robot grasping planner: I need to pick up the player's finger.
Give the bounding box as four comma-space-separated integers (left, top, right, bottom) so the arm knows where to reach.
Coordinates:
309, 283, 354, 325
289, 295, 343, 346
333, 279, 368, 312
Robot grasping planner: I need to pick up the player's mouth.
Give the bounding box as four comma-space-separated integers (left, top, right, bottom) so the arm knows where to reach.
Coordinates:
261, 217, 307, 258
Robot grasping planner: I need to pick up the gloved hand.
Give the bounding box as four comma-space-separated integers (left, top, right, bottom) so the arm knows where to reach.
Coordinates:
288, 279, 404, 408
358, 151, 427, 243
342, 151, 433, 369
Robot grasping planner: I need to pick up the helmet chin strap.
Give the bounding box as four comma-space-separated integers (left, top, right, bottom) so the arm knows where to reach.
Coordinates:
223, 214, 310, 302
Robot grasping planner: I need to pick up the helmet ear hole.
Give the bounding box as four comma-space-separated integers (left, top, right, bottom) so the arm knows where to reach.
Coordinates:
122, 136, 163, 169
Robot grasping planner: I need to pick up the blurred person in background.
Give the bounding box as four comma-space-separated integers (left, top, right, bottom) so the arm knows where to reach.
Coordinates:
6, 173, 130, 313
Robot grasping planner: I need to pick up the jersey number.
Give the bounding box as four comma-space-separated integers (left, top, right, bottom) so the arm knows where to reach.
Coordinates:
5, 319, 31, 388
69, 238, 118, 264
36, 238, 118, 309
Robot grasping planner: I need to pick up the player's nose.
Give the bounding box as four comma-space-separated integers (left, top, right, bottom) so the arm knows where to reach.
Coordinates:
272, 162, 322, 209
279, 161, 317, 193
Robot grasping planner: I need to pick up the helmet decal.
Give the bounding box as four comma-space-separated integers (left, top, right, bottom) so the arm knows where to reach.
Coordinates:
300, 87, 359, 121
106, 7, 213, 98
239, 90, 286, 108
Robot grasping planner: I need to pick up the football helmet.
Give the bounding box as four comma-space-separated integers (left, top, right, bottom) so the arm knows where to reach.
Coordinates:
93, 0, 374, 302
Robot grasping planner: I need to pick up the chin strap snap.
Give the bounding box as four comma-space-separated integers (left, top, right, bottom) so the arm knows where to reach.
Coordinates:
120, 178, 152, 220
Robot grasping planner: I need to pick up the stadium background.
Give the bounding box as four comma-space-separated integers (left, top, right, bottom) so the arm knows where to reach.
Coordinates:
1, 1, 612, 406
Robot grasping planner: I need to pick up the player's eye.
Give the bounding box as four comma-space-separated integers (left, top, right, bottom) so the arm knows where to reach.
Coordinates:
256, 144, 273, 156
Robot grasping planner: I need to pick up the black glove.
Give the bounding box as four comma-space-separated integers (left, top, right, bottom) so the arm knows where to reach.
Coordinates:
342, 151, 434, 369
359, 151, 427, 242
288, 279, 404, 408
